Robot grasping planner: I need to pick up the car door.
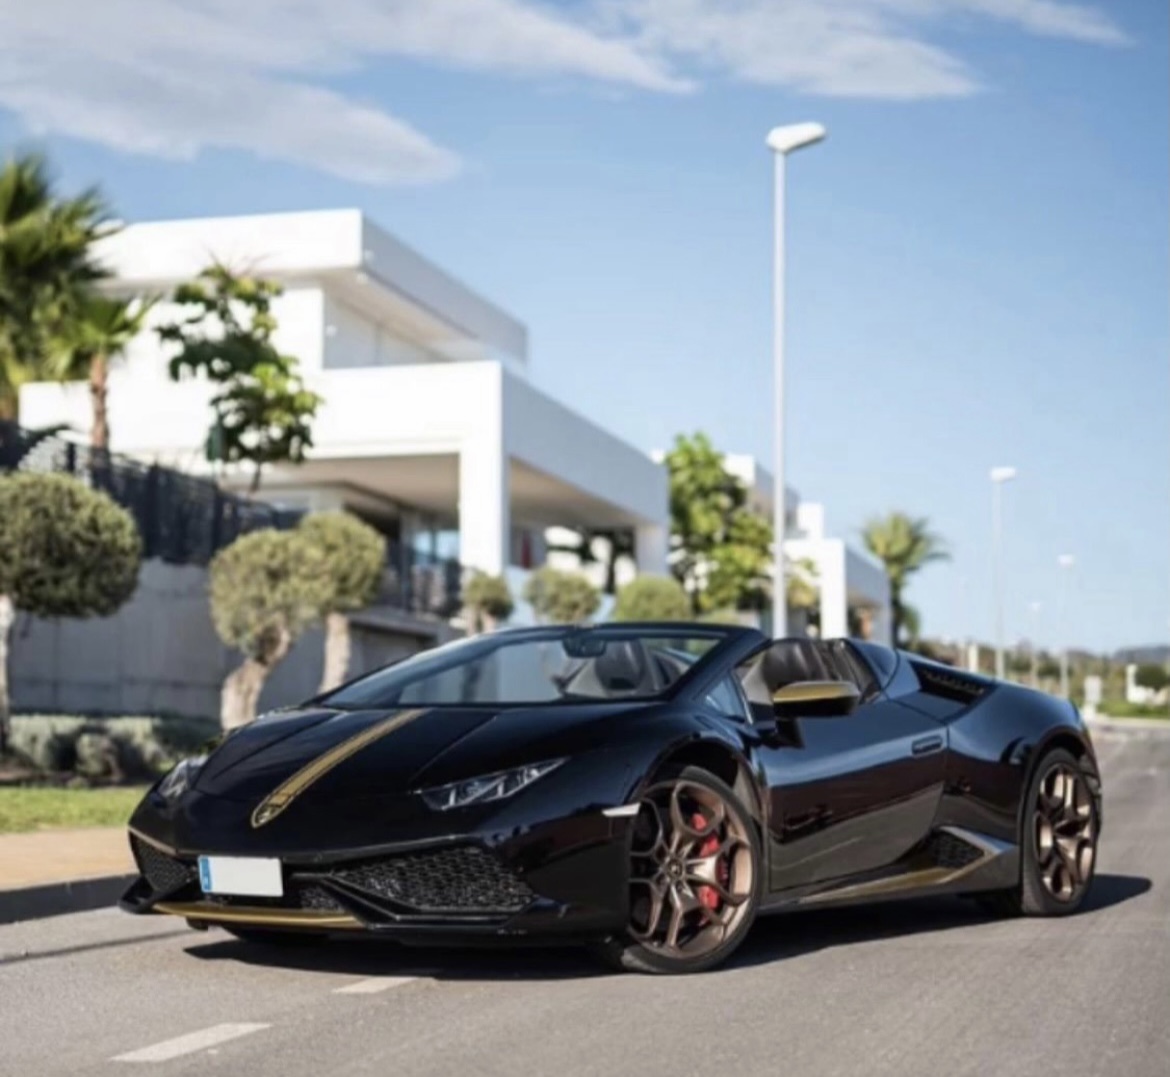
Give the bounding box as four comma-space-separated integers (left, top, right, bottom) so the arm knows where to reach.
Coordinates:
743, 649, 948, 894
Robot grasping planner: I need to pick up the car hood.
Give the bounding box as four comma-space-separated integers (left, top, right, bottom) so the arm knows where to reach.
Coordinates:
193, 699, 650, 805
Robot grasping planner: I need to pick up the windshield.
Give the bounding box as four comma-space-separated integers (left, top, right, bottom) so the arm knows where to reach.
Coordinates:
319, 626, 730, 708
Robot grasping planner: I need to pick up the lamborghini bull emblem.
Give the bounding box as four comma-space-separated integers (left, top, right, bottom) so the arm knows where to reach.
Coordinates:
250, 708, 427, 829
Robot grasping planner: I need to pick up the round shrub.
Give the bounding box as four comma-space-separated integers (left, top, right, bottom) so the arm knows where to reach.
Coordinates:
523, 567, 600, 624
464, 571, 514, 629
209, 529, 331, 661
297, 511, 386, 613
0, 472, 141, 618
612, 575, 691, 622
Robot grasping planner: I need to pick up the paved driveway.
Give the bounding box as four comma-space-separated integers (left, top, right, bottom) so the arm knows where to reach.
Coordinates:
1, 724, 1166, 1077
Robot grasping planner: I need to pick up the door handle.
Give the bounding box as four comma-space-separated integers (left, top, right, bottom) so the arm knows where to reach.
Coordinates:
911, 735, 944, 756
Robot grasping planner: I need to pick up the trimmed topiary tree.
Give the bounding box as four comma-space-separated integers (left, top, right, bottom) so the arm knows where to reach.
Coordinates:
522, 566, 600, 624
0, 472, 141, 754
463, 571, 514, 635
209, 529, 331, 729
611, 575, 691, 622
297, 511, 387, 692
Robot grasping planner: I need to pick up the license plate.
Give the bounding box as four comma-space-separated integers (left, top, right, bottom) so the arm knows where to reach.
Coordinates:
198, 856, 283, 898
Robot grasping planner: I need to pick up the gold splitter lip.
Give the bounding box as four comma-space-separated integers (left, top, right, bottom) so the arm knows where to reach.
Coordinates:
153, 901, 362, 929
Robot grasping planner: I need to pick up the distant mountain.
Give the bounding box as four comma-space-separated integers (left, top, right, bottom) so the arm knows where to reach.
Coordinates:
1113, 645, 1170, 665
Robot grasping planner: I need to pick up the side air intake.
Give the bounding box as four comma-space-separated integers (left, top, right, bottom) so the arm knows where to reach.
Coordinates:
910, 661, 989, 705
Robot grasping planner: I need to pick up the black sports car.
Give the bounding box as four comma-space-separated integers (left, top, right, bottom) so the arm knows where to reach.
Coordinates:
123, 623, 1102, 974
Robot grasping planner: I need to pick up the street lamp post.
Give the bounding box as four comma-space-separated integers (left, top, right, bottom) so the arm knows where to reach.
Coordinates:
1058, 554, 1075, 697
1029, 600, 1042, 688
990, 466, 1017, 680
767, 122, 826, 639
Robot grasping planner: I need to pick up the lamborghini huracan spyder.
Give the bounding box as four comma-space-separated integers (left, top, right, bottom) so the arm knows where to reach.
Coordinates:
122, 623, 1102, 974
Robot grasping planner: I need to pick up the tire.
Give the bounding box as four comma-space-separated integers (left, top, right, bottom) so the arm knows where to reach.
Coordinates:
222, 927, 325, 946
979, 747, 1099, 917
591, 765, 763, 975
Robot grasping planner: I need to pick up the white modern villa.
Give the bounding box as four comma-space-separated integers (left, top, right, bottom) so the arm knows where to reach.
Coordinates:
17, 208, 891, 713
21, 210, 671, 588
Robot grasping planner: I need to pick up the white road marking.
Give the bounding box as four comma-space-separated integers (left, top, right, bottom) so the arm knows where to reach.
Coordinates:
112, 1023, 270, 1063
333, 975, 425, 994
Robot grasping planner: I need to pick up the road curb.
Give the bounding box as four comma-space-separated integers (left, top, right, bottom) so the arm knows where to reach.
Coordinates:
0, 874, 134, 926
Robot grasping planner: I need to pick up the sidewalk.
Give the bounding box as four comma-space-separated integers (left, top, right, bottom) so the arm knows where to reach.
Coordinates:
2, 827, 133, 889
0, 827, 134, 924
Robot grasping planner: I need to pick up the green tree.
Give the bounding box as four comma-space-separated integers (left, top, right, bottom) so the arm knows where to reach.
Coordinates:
51, 294, 155, 451
298, 512, 387, 693
706, 507, 774, 614
861, 512, 949, 647
612, 575, 691, 621
463, 571, 515, 634
786, 558, 819, 614
209, 530, 331, 728
523, 567, 600, 624
1135, 664, 1170, 693
0, 473, 141, 752
158, 264, 322, 493
0, 154, 112, 419
665, 433, 773, 614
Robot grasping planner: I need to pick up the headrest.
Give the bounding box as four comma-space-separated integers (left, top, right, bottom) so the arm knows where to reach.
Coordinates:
760, 639, 832, 692
594, 640, 650, 693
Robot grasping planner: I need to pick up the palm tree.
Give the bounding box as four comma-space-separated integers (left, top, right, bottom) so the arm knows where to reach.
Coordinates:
861, 512, 949, 646
0, 153, 110, 420
52, 294, 154, 450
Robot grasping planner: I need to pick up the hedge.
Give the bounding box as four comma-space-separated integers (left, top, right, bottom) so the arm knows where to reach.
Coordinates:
9, 714, 219, 781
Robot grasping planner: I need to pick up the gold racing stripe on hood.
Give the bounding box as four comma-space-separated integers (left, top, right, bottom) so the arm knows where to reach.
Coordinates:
251, 708, 428, 828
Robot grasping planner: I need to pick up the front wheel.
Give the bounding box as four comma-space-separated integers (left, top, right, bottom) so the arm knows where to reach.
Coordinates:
592, 766, 762, 974
980, 747, 1099, 917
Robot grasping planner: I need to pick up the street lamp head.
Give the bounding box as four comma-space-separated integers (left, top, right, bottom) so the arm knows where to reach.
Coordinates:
989, 466, 1018, 483
1058, 554, 1076, 569
766, 122, 827, 155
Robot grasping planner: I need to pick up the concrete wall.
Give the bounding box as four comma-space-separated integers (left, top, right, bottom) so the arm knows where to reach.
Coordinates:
9, 561, 442, 721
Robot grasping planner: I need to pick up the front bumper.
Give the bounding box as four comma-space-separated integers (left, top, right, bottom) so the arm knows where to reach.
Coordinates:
121, 810, 634, 943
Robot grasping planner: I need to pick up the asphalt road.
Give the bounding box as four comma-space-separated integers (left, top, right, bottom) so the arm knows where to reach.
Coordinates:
2, 724, 1167, 1077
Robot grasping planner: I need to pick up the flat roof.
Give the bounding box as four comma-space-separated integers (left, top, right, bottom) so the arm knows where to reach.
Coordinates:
97, 209, 528, 365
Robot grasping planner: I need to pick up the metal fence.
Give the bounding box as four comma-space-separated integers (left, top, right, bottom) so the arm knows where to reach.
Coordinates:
383, 542, 463, 619
1, 422, 299, 566
0, 422, 463, 615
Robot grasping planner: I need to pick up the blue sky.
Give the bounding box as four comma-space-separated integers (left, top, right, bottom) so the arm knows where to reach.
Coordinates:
1, 0, 1165, 652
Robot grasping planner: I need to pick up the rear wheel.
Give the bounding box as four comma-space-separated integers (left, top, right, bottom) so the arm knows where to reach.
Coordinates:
980, 747, 1098, 917
592, 766, 762, 974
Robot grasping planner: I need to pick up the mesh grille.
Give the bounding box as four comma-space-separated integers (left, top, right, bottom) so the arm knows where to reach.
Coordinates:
206, 883, 345, 912
132, 836, 197, 895
925, 831, 982, 871
292, 884, 345, 911
333, 845, 535, 913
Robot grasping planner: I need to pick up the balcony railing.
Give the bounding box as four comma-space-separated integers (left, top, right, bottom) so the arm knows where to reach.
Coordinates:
382, 542, 463, 618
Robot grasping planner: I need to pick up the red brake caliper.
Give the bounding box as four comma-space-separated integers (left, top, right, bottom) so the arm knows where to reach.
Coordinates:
692, 813, 728, 911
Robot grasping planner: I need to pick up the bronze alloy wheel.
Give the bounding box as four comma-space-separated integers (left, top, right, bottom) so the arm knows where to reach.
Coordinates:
979, 747, 1099, 918
1034, 761, 1096, 903
625, 775, 757, 962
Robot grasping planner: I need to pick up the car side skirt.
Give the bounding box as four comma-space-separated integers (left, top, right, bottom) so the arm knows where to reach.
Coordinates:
759, 826, 1019, 913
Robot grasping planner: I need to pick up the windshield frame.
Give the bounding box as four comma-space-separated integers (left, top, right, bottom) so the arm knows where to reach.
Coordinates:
313, 622, 759, 710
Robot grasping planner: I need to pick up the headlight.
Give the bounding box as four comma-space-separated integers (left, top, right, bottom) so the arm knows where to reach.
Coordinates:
157, 755, 207, 802
420, 759, 565, 812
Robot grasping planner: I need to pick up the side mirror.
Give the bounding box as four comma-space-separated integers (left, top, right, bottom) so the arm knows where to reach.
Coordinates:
772, 680, 860, 720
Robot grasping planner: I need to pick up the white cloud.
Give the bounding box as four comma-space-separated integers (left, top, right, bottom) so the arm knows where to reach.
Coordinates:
607, 0, 1129, 98
0, 0, 1129, 184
